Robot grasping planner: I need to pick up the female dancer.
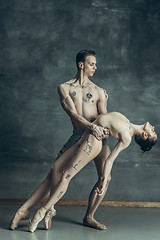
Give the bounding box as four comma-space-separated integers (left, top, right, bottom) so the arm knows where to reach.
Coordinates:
10, 112, 157, 232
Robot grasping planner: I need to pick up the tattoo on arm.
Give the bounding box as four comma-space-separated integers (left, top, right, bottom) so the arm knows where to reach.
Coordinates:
86, 93, 92, 102
83, 138, 92, 155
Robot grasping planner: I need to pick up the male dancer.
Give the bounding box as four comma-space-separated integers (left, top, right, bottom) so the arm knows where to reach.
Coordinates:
56, 50, 111, 230
10, 50, 111, 230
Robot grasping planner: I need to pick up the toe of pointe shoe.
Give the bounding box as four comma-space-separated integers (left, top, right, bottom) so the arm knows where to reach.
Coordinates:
9, 221, 16, 230
9, 210, 29, 230
28, 221, 36, 233
44, 209, 56, 230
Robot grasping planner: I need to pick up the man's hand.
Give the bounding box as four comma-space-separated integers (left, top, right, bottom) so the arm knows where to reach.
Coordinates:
96, 177, 106, 195
91, 124, 109, 141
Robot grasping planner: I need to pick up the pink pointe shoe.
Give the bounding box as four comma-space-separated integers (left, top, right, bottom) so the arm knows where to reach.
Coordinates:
44, 206, 56, 229
28, 207, 46, 233
10, 209, 29, 230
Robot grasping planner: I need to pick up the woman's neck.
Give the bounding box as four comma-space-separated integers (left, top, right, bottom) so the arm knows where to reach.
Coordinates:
130, 123, 145, 136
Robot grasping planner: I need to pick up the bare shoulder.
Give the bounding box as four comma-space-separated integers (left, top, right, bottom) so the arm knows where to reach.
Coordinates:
96, 85, 106, 99
88, 81, 104, 92
57, 80, 72, 98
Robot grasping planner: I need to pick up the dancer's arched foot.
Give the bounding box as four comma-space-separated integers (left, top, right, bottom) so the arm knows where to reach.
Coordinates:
44, 206, 56, 229
28, 207, 46, 233
83, 217, 107, 230
10, 209, 29, 230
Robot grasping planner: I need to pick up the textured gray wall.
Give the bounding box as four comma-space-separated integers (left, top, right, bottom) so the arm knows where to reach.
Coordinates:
0, 0, 160, 201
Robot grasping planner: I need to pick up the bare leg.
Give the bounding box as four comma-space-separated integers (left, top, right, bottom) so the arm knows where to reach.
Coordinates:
10, 142, 81, 230
29, 134, 102, 232
83, 145, 111, 230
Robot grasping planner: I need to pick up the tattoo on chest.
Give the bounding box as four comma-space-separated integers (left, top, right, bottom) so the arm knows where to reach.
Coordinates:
83, 138, 92, 155
72, 91, 76, 96
86, 93, 92, 101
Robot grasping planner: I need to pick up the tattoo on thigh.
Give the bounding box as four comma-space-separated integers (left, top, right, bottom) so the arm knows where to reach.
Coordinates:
83, 138, 92, 155
57, 191, 63, 199
65, 174, 71, 179
72, 160, 81, 170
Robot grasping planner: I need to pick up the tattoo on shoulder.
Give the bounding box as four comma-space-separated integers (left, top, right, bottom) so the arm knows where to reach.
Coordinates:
72, 91, 76, 96
65, 83, 75, 87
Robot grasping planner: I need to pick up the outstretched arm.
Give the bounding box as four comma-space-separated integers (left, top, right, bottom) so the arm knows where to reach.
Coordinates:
97, 132, 132, 194
58, 84, 108, 140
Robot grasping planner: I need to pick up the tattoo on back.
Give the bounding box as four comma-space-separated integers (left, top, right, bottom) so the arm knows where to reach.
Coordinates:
83, 138, 92, 155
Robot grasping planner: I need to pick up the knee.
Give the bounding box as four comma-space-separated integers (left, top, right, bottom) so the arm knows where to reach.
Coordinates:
51, 164, 57, 175
49, 164, 61, 181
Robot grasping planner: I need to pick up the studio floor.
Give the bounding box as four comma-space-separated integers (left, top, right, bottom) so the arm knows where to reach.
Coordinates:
0, 205, 160, 240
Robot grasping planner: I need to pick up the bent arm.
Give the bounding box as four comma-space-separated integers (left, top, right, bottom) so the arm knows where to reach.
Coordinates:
58, 84, 92, 130
97, 88, 108, 114
58, 84, 108, 140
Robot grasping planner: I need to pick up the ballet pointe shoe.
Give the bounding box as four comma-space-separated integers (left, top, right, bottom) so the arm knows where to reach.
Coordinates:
28, 207, 46, 233
10, 209, 29, 230
44, 206, 56, 229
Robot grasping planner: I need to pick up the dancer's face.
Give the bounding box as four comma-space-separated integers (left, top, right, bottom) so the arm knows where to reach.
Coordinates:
144, 122, 157, 140
83, 55, 97, 77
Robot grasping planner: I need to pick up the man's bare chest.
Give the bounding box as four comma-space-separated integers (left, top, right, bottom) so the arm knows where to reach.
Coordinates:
69, 86, 99, 104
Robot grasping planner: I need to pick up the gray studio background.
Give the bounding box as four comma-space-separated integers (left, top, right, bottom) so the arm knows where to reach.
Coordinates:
0, 0, 160, 201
